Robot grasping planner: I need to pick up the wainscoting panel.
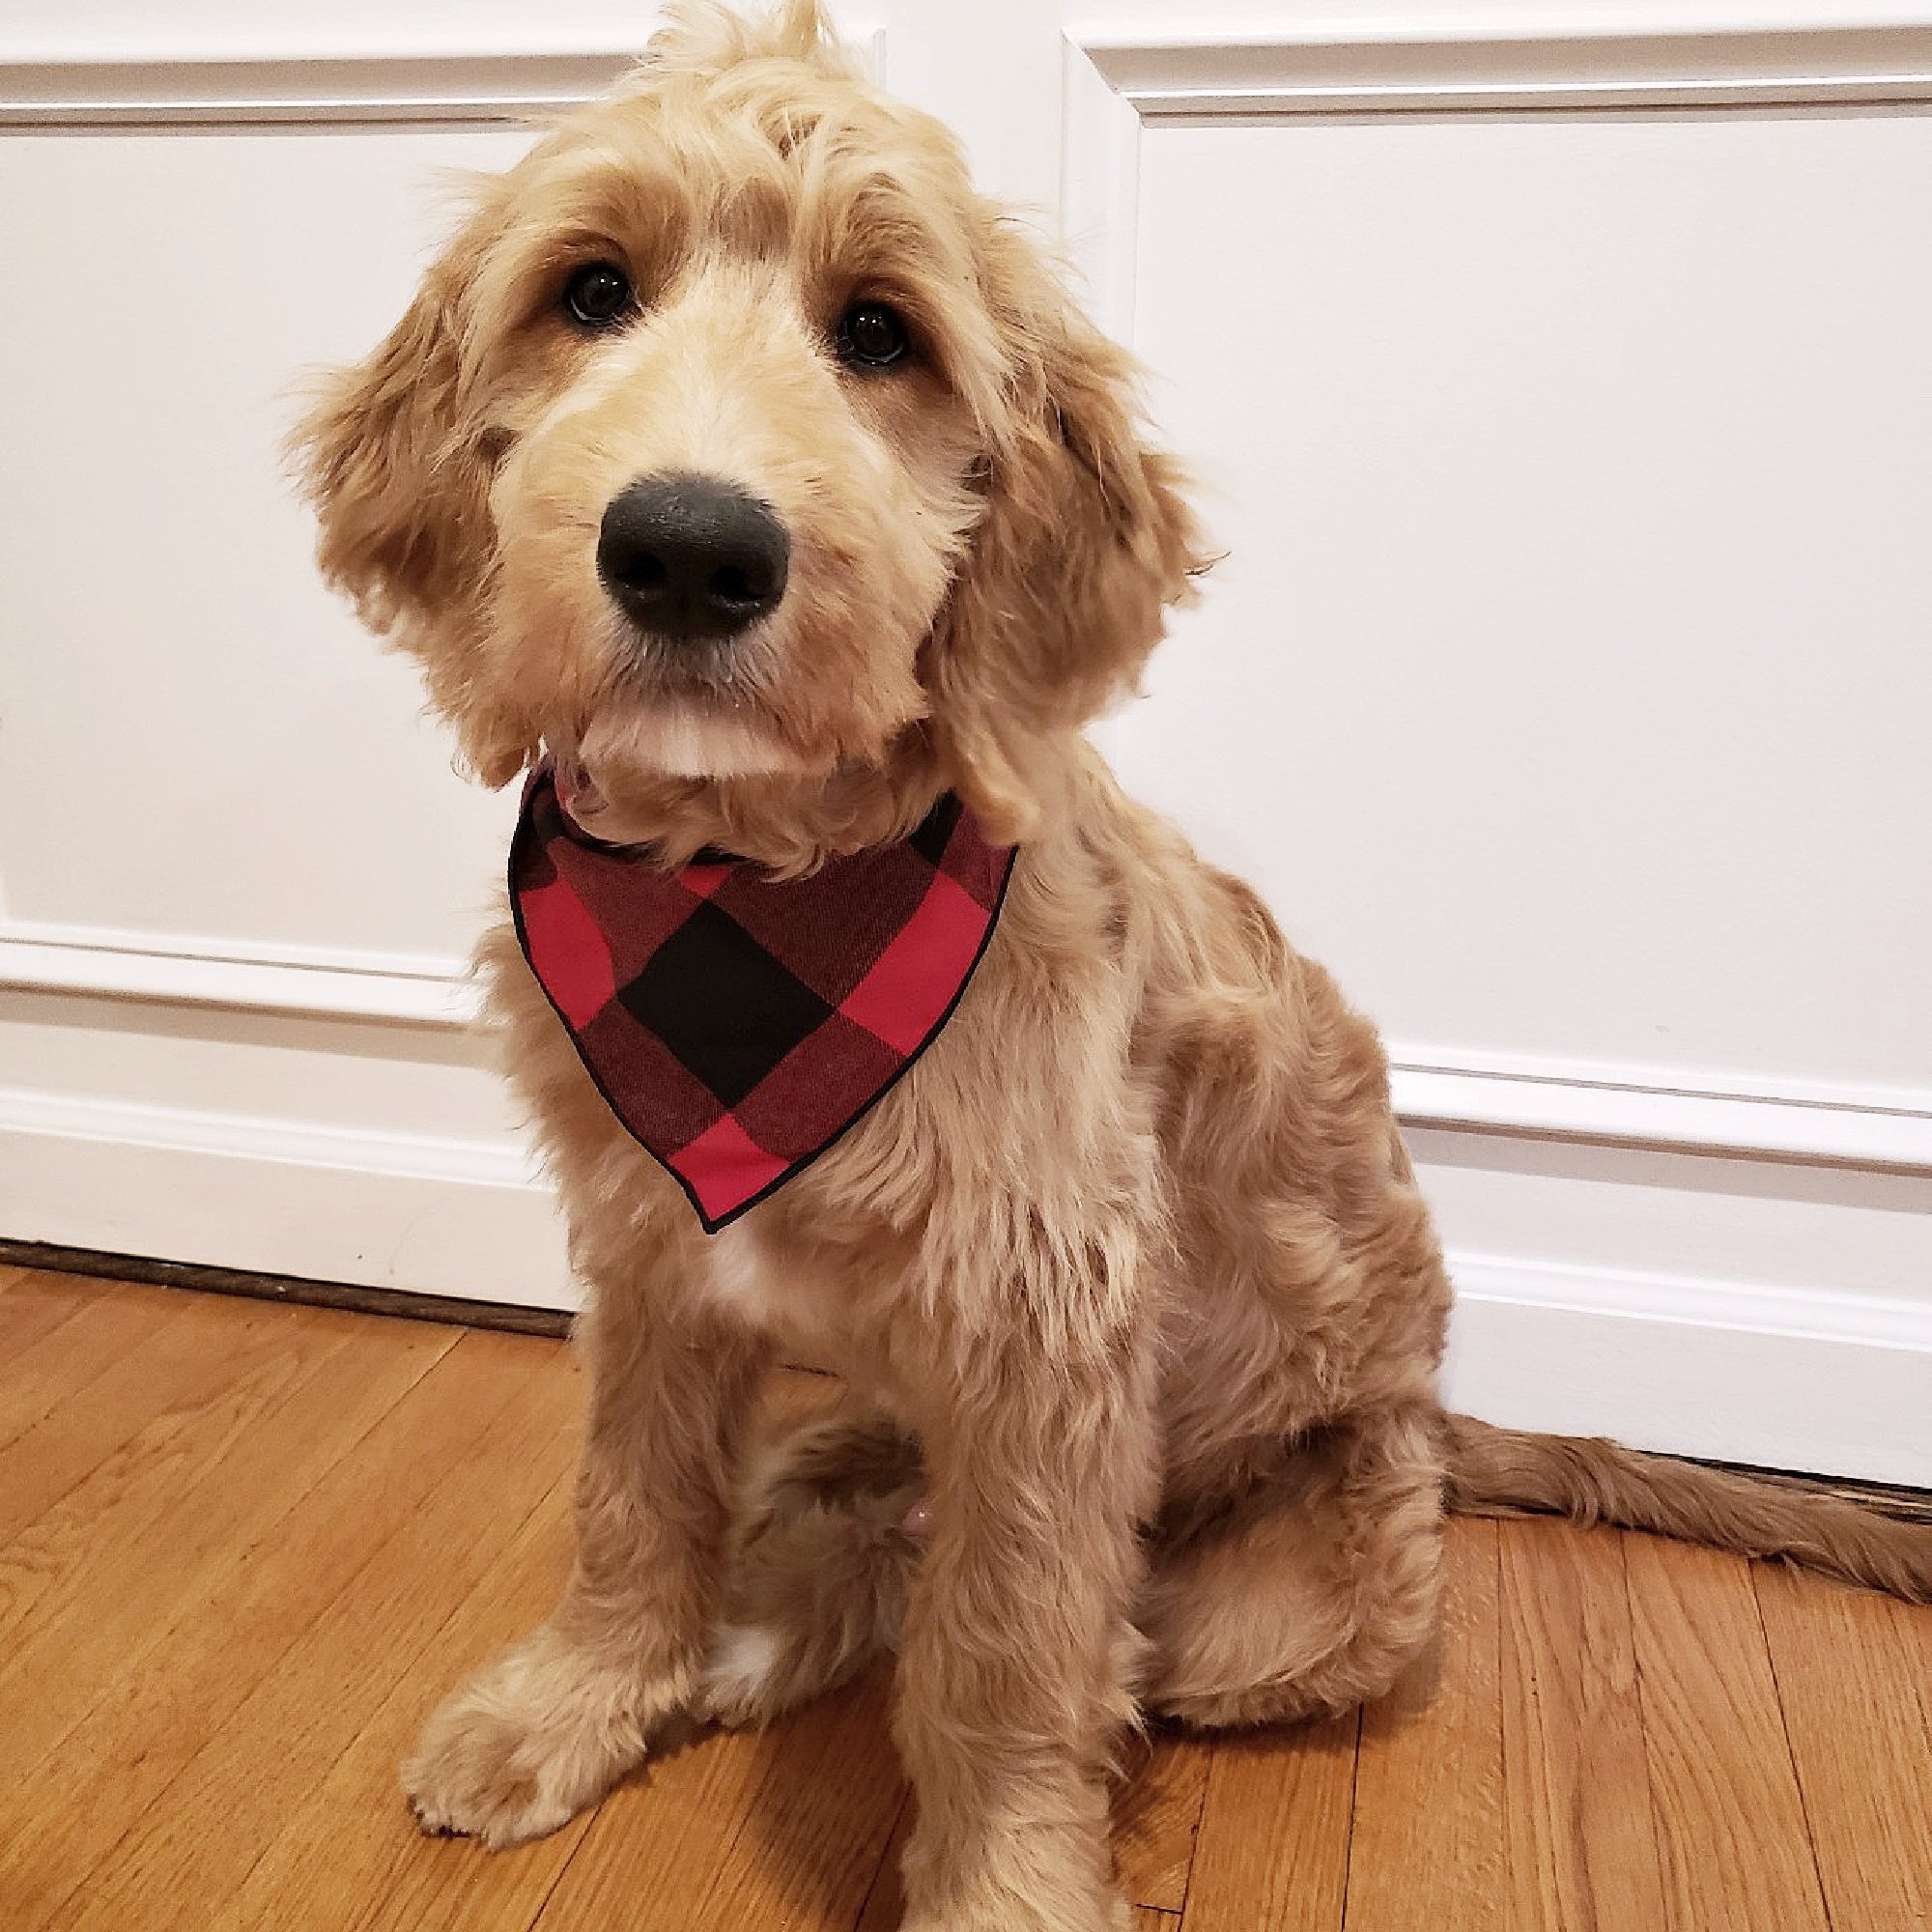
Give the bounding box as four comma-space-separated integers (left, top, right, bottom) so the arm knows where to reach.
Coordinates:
1, 3, 1924, 1479
1069, 15, 1932, 1481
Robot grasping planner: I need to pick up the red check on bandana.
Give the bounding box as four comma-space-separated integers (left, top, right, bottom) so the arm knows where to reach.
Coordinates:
511, 768, 1016, 1231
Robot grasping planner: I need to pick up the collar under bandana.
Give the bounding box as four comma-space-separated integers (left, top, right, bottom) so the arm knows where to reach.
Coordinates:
510, 767, 1016, 1232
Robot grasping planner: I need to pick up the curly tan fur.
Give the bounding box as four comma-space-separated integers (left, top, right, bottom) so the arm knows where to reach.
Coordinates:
297, 6, 1930, 1926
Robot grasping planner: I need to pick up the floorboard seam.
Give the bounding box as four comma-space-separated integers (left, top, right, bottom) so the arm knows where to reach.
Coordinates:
848, 1786, 911, 1931
1746, 1558, 1839, 1932
1161, 1734, 1212, 1927
1334, 1703, 1364, 1932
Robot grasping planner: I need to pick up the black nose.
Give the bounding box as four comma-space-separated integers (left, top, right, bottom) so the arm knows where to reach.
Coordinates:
596, 473, 789, 640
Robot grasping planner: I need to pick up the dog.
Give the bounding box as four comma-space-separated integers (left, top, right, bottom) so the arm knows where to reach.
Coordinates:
298, 6, 1932, 1927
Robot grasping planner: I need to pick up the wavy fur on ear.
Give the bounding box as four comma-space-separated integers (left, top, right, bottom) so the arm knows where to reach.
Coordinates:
291, 207, 536, 788
924, 218, 1208, 841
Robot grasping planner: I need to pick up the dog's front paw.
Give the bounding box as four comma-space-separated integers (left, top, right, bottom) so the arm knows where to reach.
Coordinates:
897, 1833, 1133, 1932
402, 1626, 682, 1848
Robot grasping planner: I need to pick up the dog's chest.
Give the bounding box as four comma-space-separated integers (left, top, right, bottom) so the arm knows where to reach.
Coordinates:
698, 1220, 857, 1371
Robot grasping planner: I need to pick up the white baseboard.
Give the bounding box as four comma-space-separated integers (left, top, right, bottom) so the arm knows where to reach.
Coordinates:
1446, 1255, 1932, 1489
0, 1086, 574, 1310
3, 1087, 1925, 1484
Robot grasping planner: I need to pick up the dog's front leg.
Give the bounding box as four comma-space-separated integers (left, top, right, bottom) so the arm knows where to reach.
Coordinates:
891, 1228, 1158, 1932
405, 1255, 763, 1848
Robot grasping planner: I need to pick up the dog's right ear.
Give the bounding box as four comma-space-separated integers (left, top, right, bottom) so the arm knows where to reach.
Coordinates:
923, 218, 1207, 843
293, 247, 532, 786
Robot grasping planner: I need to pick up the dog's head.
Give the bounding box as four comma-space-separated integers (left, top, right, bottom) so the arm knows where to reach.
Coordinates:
297, 0, 1202, 850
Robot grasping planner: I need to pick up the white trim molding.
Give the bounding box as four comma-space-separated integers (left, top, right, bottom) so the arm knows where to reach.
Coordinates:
1389, 1046, 1932, 1171
0, 28, 886, 128
5, 920, 1930, 1168
0, 52, 641, 126
0, 1081, 533, 1186
0, 921, 478, 1028
1062, 18, 1932, 331
1077, 22, 1932, 122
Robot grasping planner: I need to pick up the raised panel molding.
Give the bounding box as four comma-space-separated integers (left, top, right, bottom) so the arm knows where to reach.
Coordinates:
1062, 18, 1932, 331
0, 52, 638, 124
1077, 22, 1932, 119
0, 922, 474, 1028
1, 14, 1925, 1479
1058, 14, 1932, 1168
1390, 1054, 1932, 1172
6, 919, 1929, 1170
1049, 11, 1932, 1483
0, 28, 885, 126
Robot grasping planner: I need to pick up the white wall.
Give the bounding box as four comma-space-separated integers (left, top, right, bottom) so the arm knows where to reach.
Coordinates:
2, 2, 1927, 1480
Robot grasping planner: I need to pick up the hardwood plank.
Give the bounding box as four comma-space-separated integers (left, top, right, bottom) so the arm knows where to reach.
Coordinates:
1753, 1561, 1932, 1932
46, 1332, 583, 1932
533, 1663, 905, 1932
0, 1321, 507, 1930
532, 1718, 810, 1928
0, 1313, 451, 1927
1899, 1589, 1932, 1734
1113, 1728, 1212, 1914
1497, 1520, 1668, 1932
209, 1484, 586, 1932
681, 1662, 905, 1932
1178, 1711, 1356, 1932
1624, 1536, 1830, 1932
0, 1298, 357, 1662
0, 1295, 220, 1548
0, 1266, 96, 1363
7, 1284, 1926, 1932
0, 1273, 185, 1463
1345, 1518, 1506, 1932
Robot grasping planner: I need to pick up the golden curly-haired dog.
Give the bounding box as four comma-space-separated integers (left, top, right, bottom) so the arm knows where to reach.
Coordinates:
299, 5, 1931, 1925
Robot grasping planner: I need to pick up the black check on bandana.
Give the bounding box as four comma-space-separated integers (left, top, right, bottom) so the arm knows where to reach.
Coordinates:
510, 768, 1016, 1230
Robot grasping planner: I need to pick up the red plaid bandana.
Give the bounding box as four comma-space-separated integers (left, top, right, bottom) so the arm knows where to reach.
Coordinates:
510, 767, 1016, 1232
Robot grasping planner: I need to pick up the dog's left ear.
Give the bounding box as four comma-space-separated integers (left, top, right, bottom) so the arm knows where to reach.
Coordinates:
291, 206, 537, 788
924, 220, 1207, 841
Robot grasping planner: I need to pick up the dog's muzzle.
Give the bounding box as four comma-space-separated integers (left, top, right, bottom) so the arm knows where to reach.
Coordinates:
596, 471, 789, 641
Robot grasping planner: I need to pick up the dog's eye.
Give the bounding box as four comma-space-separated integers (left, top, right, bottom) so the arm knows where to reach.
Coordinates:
835, 300, 910, 370
562, 262, 635, 330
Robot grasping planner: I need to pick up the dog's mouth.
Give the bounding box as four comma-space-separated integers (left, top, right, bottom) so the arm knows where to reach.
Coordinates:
611, 624, 761, 702
552, 680, 837, 831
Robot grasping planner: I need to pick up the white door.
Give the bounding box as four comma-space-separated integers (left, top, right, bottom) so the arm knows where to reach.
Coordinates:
3, 0, 1928, 1482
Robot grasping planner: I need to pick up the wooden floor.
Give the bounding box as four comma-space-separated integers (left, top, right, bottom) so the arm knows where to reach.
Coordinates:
2, 1265, 1927, 1932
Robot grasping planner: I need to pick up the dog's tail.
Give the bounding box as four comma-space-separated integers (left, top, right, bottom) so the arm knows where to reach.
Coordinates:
1443, 1414, 1932, 1604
